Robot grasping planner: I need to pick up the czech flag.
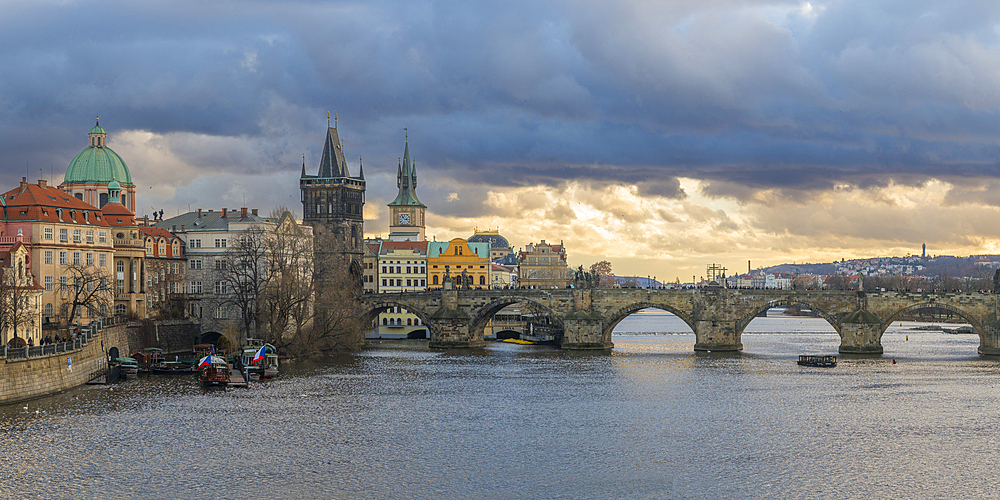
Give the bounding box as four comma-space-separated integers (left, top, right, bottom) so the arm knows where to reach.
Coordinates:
252, 346, 266, 364
197, 355, 212, 369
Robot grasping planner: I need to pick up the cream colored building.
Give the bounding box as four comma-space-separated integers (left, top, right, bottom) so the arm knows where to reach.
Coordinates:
517, 240, 568, 289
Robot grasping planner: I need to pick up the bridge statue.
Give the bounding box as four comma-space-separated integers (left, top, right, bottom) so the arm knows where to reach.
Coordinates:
361, 287, 1000, 356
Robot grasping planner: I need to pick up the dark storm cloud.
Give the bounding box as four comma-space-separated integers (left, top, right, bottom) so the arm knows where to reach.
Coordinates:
3, 0, 1000, 201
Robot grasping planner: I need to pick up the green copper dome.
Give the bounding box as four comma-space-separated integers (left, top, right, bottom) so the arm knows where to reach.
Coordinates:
64, 122, 133, 185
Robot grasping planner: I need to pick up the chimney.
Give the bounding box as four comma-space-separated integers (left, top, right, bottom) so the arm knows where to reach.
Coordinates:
197, 209, 202, 218
37, 180, 47, 187
222, 208, 227, 218
241, 207, 247, 217
181, 225, 184, 231
252, 209, 258, 216
172, 225, 177, 231
20, 177, 27, 188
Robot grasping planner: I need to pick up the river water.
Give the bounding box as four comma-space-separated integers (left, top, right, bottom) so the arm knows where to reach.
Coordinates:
2, 310, 999, 499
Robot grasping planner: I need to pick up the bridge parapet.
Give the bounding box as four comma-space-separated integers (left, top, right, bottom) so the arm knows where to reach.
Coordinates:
359, 288, 1000, 356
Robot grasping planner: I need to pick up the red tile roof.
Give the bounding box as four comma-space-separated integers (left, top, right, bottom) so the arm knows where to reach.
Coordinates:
1, 180, 109, 226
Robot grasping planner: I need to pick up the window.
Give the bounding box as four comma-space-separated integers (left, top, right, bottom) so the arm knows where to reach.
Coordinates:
215, 238, 227, 248
406, 266, 411, 274
146, 241, 153, 254
44, 276, 52, 291
160, 269, 165, 280
421, 267, 426, 274
86, 230, 94, 243
158, 241, 166, 254
60, 252, 68, 265
433, 275, 439, 285
381, 267, 386, 273
215, 260, 227, 270
190, 281, 203, 293
190, 259, 202, 270
116, 260, 124, 273
59, 228, 68, 242
115, 304, 126, 315
480, 276, 486, 285
147, 275, 152, 288
215, 281, 227, 294
60, 277, 68, 290
45, 251, 53, 265
44, 303, 53, 317
189, 239, 201, 248
100, 253, 107, 266
214, 306, 228, 319
117, 280, 125, 293
382, 279, 387, 287
73, 229, 81, 243
406, 279, 412, 286
87, 253, 94, 266
421, 279, 426, 286
73, 252, 81, 265
44, 227, 53, 240
99, 231, 107, 243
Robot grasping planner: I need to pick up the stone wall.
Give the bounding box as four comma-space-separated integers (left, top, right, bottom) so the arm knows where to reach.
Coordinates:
0, 323, 129, 406
125, 319, 201, 354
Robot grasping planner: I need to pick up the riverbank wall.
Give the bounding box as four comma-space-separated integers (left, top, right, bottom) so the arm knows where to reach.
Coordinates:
0, 323, 130, 406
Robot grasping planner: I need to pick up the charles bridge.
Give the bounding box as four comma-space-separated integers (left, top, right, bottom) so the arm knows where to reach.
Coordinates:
360, 280, 1000, 355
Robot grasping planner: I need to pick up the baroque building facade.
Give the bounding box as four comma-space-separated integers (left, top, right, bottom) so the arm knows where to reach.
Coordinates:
60, 119, 137, 212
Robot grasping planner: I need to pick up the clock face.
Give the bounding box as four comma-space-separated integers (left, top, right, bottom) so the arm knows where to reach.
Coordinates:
399, 213, 411, 225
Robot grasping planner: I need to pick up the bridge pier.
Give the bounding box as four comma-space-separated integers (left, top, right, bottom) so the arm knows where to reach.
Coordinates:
693, 320, 743, 352
977, 321, 1000, 355
561, 315, 612, 350
837, 321, 884, 355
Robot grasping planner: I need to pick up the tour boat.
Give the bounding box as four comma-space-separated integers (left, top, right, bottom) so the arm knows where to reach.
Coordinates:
198, 355, 231, 387
116, 357, 139, 378
520, 322, 560, 345
797, 355, 837, 367
240, 340, 278, 379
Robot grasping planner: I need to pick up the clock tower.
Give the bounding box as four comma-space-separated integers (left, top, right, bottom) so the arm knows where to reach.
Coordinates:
387, 136, 426, 242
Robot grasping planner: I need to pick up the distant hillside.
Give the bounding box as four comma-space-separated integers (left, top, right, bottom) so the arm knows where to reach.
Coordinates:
758, 255, 1000, 278
760, 263, 838, 275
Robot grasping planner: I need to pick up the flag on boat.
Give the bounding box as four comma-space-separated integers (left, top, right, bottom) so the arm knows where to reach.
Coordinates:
252, 346, 266, 363
197, 355, 212, 369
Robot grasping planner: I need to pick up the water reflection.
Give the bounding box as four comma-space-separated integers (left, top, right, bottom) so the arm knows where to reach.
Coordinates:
0, 323, 997, 499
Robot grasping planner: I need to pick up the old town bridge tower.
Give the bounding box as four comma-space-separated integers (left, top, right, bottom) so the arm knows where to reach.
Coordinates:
300, 121, 366, 282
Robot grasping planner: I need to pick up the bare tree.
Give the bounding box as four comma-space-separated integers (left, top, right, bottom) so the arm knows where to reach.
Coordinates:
217, 225, 268, 344
288, 268, 364, 356
260, 210, 315, 347
61, 263, 113, 326
0, 264, 38, 342
589, 260, 615, 288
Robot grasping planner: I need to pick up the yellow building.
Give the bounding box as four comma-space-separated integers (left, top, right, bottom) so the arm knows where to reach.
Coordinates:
518, 240, 568, 289
427, 238, 491, 289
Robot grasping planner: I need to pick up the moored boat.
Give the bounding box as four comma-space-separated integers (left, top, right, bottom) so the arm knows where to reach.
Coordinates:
116, 357, 139, 378
198, 355, 231, 387
797, 355, 837, 367
241, 340, 278, 379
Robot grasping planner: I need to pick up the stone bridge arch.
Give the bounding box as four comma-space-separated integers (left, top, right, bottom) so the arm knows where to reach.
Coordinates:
734, 297, 843, 337
467, 297, 564, 338
601, 302, 697, 338
879, 301, 986, 340
361, 299, 436, 333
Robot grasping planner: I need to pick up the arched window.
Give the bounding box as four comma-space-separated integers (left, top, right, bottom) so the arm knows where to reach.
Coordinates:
433, 275, 439, 285
480, 275, 486, 285
44, 303, 53, 317
100, 304, 107, 316
115, 304, 126, 315
382, 317, 387, 325
407, 318, 412, 326
116, 260, 125, 273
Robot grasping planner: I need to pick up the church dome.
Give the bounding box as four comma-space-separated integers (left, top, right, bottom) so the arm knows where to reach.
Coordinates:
468, 229, 510, 249
64, 121, 133, 185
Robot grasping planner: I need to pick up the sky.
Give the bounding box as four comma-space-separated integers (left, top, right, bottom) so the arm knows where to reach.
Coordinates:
3, 0, 1000, 282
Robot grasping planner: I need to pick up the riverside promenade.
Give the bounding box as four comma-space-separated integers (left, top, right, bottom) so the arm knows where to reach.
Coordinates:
0, 319, 130, 405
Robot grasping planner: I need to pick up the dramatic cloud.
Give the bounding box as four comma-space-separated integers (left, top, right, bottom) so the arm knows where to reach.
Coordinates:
4, 0, 1000, 279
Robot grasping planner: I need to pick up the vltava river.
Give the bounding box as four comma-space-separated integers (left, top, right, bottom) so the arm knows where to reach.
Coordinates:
2, 311, 999, 499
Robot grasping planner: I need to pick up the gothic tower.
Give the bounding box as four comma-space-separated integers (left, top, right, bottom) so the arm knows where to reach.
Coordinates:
387, 136, 426, 242
300, 121, 366, 282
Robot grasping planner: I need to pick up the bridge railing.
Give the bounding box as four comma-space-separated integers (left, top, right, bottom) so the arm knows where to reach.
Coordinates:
2, 324, 98, 361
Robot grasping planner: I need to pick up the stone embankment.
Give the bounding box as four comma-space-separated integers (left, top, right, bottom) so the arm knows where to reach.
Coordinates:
0, 322, 130, 406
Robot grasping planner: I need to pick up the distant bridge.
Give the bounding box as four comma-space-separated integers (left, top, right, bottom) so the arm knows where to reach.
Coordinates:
360, 282, 1000, 355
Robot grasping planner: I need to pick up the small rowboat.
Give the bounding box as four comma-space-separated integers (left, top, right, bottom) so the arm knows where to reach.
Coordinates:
797, 355, 837, 367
